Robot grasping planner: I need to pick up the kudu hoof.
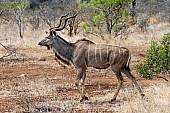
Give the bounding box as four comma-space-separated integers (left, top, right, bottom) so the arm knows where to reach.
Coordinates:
111, 98, 116, 101
141, 93, 145, 98
109, 98, 122, 104
80, 96, 89, 102
110, 98, 116, 102
109, 98, 118, 104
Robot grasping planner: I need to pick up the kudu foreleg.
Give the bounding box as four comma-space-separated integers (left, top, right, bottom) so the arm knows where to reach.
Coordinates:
76, 68, 88, 102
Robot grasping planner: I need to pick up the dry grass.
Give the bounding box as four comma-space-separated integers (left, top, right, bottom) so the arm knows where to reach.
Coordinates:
1, 21, 170, 48
0, 73, 170, 112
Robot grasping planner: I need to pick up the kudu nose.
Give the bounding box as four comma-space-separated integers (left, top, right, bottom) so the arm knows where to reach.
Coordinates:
38, 41, 43, 46
38, 42, 41, 45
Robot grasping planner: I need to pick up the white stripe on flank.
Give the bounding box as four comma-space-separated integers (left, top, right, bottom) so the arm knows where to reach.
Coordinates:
106, 45, 109, 62
113, 46, 116, 58
88, 43, 90, 62
126, 51, 131, 67
95, 44, 97, 63
119, 47, 121, 54
99, 44, 102, 62
121, 47, 124, 57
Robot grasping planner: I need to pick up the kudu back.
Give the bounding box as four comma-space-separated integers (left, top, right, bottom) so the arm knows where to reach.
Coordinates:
38, 14, 144, 102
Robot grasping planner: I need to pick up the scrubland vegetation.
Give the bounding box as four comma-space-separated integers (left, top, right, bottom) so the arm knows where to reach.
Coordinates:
0, 0, 169, 112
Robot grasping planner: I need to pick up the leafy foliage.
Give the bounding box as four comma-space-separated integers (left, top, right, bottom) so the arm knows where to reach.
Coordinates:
0, 1, 30, 12
0, 1, 30, 38
90, 0, 132, 36
81, 22, 91, 31
135, 33, 170, 79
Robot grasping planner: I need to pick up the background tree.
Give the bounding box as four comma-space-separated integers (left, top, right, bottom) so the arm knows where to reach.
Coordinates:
90, 0, 133, 39
64, 0, 93, 36
63, 0, 79, 36
134, 0, 170, 31
0, 1, 30, 38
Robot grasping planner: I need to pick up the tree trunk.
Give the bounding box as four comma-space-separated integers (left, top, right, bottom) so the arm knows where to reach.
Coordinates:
17, 16, 23, 38
106, 22, 112, 35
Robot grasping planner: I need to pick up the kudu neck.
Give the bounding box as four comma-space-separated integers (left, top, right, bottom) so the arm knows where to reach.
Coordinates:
51, 36, 76, 63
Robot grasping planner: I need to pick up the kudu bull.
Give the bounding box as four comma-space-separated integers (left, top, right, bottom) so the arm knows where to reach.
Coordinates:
38, 14, 144, 102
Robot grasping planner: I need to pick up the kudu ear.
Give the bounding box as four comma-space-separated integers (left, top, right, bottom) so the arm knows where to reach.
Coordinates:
50, 31, 53, 36
53, 31, 57, 36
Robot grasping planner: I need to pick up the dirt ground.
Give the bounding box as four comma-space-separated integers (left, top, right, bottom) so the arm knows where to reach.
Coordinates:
0, 45, 169, 113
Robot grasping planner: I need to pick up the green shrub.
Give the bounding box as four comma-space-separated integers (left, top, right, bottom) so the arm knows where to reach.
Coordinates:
81, 22, 91, 31
135, 33, 170, 79
0, 1, 30, 11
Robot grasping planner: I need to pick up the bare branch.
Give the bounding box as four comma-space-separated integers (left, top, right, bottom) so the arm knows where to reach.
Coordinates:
0, 43, 27, 62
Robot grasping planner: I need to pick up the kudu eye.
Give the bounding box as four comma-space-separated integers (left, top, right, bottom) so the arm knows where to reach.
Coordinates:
45, 31, 48, 34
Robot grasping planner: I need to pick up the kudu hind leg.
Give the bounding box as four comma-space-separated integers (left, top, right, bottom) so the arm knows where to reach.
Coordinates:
76, 68, 88, 102
111, 68, 124, 101
121, 68, 145, 97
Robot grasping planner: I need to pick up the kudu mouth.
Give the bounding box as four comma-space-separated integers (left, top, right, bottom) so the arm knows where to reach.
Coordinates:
38, 42, 42, 46
38, 41, 44, 46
